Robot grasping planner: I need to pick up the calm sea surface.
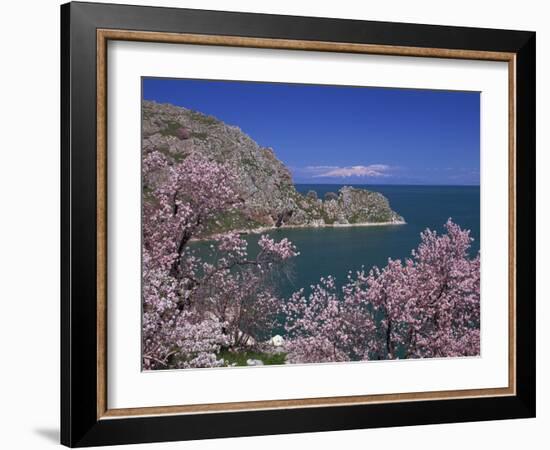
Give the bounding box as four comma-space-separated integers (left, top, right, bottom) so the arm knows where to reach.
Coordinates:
190, 184, 479, 337
255, 184, 480, 299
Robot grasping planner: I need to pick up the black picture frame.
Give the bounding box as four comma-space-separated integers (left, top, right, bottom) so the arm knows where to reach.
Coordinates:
61, 1, 536, 447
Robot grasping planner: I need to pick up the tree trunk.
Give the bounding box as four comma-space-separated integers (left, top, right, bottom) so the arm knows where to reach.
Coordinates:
386, 318, 393, 358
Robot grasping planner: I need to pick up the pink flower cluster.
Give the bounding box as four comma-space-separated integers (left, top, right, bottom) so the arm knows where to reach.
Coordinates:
142, 150, 298, 369
284, 219, 480, 363
258, 235, 299, 260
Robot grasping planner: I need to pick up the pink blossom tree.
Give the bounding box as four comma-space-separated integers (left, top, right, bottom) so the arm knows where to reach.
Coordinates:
190, 232, 298, 348
142, 150, 298, 369
283, 276, 375, 363
284, 219, 480, 363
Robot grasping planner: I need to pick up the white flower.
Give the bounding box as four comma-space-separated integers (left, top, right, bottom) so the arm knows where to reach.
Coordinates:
270, 335, 284, 347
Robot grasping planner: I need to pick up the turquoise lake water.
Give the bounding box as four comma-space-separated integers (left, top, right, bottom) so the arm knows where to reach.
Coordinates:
257, 184, 480, 299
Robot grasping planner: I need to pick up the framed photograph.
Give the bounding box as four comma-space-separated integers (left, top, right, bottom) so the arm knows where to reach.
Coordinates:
61, 2, 536, 447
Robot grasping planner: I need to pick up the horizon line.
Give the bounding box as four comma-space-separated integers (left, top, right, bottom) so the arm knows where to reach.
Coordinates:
293, 182, 481, 187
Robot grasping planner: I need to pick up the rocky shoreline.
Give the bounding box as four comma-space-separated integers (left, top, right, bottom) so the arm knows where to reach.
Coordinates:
192, 219, 406, 242
244, 218, 406, 233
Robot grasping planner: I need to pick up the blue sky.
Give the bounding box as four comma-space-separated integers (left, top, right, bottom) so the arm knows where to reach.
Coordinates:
143, 78, 480, 185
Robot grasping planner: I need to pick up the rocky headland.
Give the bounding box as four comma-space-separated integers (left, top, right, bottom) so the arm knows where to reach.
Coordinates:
142, 100, 405, 235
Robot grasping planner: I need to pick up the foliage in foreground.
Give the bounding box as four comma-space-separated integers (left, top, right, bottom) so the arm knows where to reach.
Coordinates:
142, 150, 297, 370
218, 350, 287, 367
142, 147, 480, 369
283, 219, 480, 363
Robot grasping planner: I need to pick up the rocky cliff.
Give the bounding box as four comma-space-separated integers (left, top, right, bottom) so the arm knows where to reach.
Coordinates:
142, 100, 404, 233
